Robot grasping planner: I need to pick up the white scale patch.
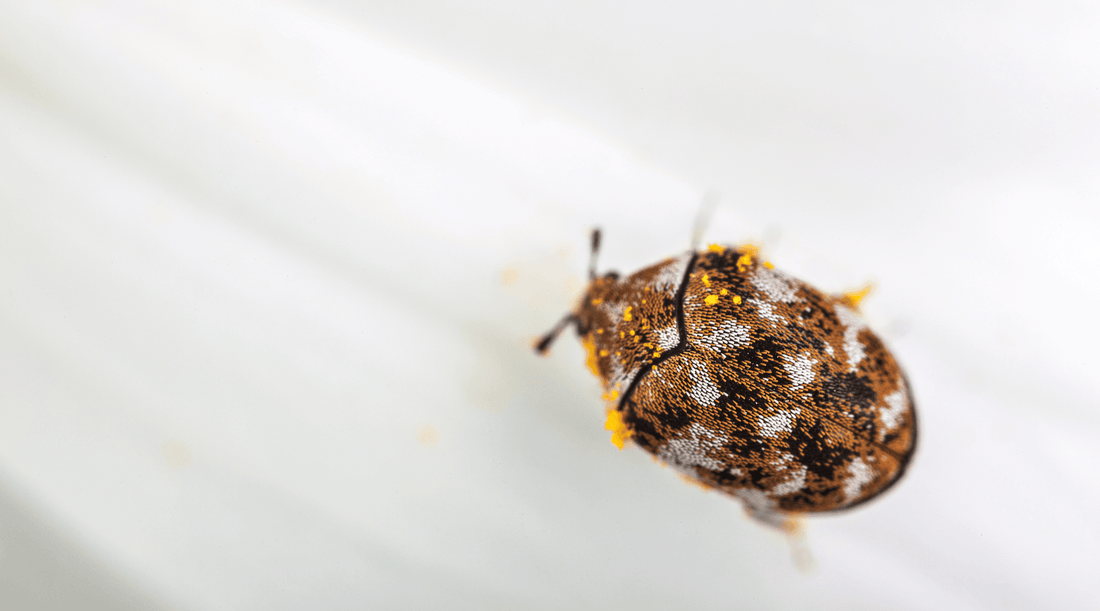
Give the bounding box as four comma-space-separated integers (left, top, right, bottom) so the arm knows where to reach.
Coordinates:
834, 303, 867, 371
775, 452, 796, 464
650, 253, 692, 291
758, 408, 800, 437
697, 319, 752, 351
655, 325, 679, 351
750, 299, 785, 326
601, 301, 629, 325
601, 302, 639, 391
681, 293, 700, 316
878, 381, 909, 440
750, 266, 798, 303
735, 488, 776, 514
782, 352, 818, 389
843, 457, 875, 501
688, 359, 723, 407
659, 423, 729, 473
770, 465, 808, 496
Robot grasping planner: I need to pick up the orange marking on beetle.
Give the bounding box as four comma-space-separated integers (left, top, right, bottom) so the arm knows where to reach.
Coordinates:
677, 472, 713, 492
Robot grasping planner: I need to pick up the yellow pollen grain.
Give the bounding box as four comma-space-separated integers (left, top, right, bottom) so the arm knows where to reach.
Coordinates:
653, 351, 662, 358
599, 349, 609, 357
591, 297, 603, 305
620, 331, 625, 338
629, 330, 635, 336
633, 335, 640, 343
604, 410, 632, 450
623, 306, 633, 321
704, 294, 720, 306
597, 328, 604, 334
736, 244, 760, 272
780, 516, 804, 536
764, 261, 775, 269
708, 244, 725, 253
582, 336, 600, 377
843, 284, 875, 309
702, 274, 711, 287
720, 288, 728, 295
733, 295, 742, 305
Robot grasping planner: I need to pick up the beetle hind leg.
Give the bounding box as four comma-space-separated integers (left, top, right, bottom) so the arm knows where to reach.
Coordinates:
743, 506, 815, 571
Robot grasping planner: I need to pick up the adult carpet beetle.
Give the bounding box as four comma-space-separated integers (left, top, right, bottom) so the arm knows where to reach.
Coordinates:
536, 229, 917, 528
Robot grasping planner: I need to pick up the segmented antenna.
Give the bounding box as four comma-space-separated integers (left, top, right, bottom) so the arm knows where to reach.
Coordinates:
534, 314, 575, 354
535, 228, 604, 354
588, 228, 601, 280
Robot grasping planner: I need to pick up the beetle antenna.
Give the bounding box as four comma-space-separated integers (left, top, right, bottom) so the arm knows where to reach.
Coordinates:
691, 190, 721, 251
534, 314, 576, 355
588, 228, 602, 280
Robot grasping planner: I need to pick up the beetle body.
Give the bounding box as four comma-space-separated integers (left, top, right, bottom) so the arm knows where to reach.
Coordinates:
539, 237, 917, 526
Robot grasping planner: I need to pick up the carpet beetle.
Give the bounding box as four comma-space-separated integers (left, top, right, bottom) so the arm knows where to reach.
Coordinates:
536, 229, 917, 528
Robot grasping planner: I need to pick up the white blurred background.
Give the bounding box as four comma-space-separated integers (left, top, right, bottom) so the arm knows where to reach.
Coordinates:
1, 0, 1098, 609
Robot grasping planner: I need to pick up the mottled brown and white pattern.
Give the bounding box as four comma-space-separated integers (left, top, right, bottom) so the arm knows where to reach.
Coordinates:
559, 244, 917, 526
